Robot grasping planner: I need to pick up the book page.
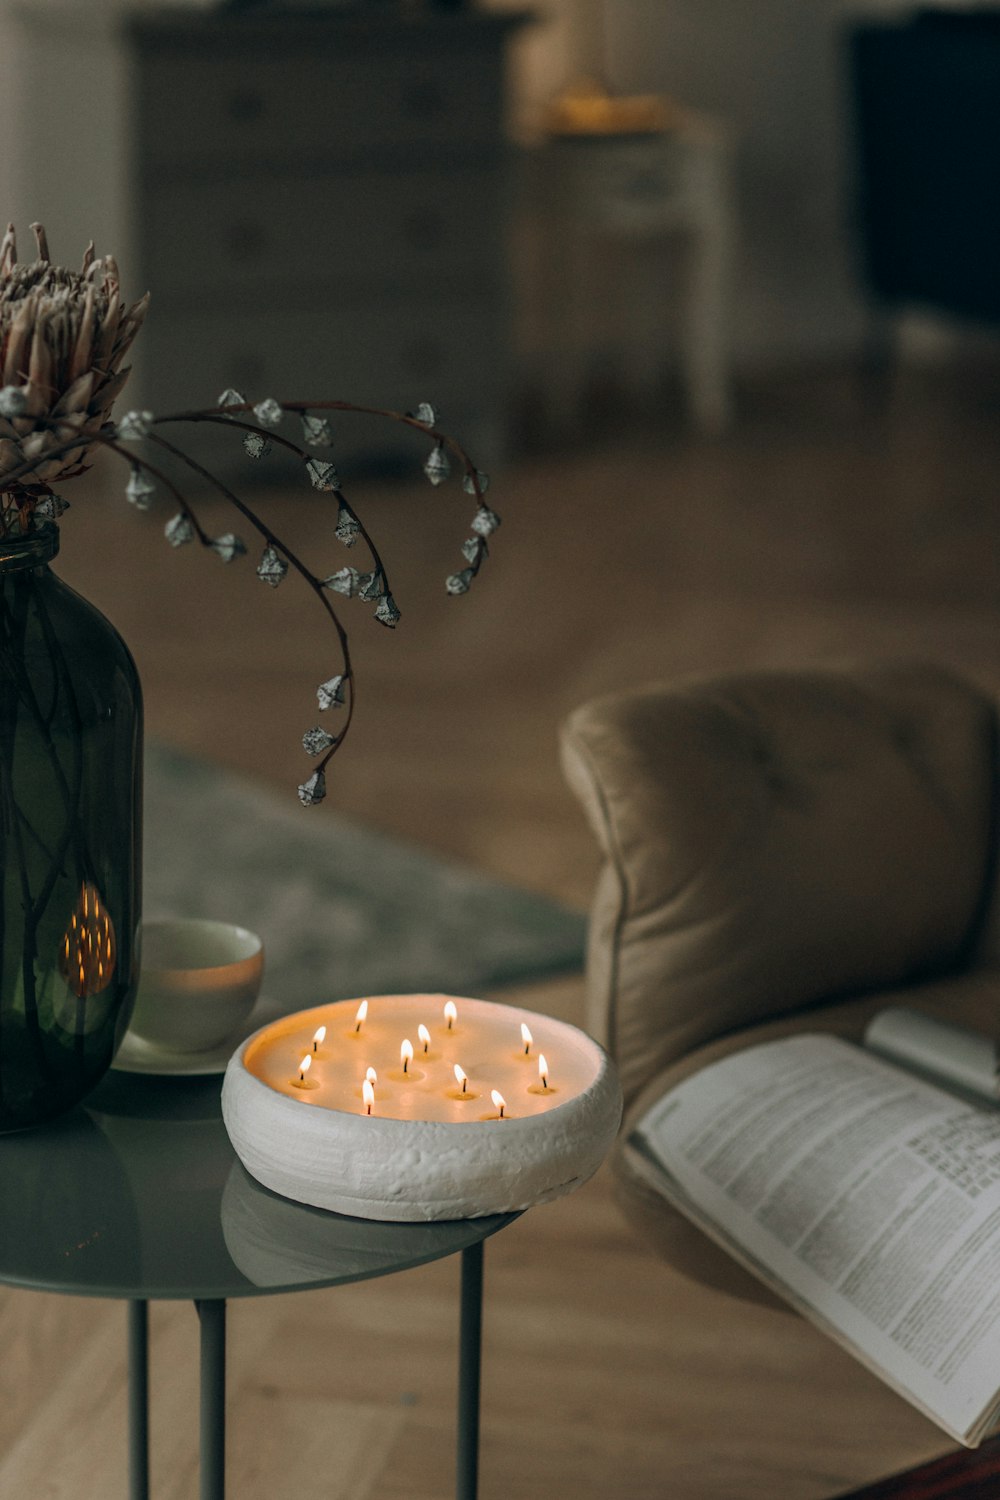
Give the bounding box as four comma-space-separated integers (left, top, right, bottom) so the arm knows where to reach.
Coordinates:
865, 1007, 1000, 1103
629, 1035, 1000, 1443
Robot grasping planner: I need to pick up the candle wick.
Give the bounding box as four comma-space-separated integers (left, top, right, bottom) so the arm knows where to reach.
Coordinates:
462, 1078, 467, 1093
366, 1102, 372, 1115
403, 1058, 408, 1074
355, 1022, 361, 1033
499, 1104, 505, 1118
524, 1043, 530, 1055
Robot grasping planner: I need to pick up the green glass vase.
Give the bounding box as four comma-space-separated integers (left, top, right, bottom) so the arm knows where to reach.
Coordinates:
0, 523, 142, 1130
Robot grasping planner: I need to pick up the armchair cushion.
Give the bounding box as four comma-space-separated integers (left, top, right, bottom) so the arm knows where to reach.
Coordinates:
560, 662, 998, 1106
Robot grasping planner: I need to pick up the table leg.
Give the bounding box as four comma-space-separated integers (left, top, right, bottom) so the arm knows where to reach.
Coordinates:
457, 1240, 484, 1500
196, 1299, 226, 1500
127, 1300, 149, 1500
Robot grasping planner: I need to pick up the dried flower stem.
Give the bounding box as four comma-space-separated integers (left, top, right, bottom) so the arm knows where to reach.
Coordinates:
143, 427, 357, 767
0, 393, 497, 798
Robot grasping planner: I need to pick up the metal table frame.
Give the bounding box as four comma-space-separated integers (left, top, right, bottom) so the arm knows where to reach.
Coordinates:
125, 1238, 487, 1500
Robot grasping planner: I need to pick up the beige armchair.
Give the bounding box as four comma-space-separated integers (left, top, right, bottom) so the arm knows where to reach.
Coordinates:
560, 661, 1000, 1303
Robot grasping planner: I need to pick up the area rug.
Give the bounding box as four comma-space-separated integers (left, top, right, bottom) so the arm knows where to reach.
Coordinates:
144, 743, 586, 1012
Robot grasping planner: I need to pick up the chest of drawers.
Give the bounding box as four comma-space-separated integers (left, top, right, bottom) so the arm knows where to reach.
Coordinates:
8, 3, 526, 471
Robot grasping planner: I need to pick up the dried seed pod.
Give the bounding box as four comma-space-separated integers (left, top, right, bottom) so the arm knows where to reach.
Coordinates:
462, 469, 490, 496
445, 569, 473, 595
335, 502, 360, 547
301, 412, 333, 447
253, 397, 284, 428
323, 567, 359, 597
306, 457, 339, 491
116, 408, 154, 440
257, 544, 288, 587
357, 571, 384, 601
243, 431, 271, 460
125, 466, 155, 510
34, 492, 69, 518
211, 533, 247, 563
302, 726, 337, 757
374, 593, 400, 628
297, 770, 327, 807
424, 443, 450, 485
165, 512, 195, 548
316, 674, 346, 710
470, 505, 501, 538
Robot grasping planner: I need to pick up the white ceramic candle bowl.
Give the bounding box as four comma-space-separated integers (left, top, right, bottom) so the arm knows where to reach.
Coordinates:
128, 918, 264, 1054
222, 994, 623, 1221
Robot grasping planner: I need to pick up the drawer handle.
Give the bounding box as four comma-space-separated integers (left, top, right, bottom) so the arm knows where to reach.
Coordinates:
400, 79, 446, 120
227, 90, 266, 123
404, 336, 447, 377
224, 221, 267, 262
401, 209, 444, 251
230, 352, 266, 392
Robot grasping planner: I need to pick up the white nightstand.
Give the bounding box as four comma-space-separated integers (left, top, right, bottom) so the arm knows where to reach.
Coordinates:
522, 112, 735, 435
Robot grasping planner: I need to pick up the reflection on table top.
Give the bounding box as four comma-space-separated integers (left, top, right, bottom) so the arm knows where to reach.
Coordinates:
0, 1070, 515, 1302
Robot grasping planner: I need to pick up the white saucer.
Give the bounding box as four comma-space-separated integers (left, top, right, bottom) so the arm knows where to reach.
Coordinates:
112, 999, 272, 1077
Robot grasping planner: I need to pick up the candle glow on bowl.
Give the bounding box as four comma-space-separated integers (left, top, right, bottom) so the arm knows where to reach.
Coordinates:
222, 994, 623, 1222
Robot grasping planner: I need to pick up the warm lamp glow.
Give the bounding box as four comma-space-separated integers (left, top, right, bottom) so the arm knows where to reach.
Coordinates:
60, 881, 116, 1000
365, 1066, 377, 1085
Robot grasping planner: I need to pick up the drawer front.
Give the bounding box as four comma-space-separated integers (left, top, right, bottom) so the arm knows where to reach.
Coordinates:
141, 168, 505, 303
135, 299, 505, 449
136, 47, 503, 172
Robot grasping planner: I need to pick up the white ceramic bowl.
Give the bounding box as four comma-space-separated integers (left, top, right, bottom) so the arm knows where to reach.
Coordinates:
128, 918, 264, 1054
222, 995, 623, 1221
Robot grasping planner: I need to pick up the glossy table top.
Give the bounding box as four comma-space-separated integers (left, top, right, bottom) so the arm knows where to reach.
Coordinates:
0, 1069, 513, 1301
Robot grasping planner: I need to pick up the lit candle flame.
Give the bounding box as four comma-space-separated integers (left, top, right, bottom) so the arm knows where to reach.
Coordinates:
521, 1022, 533, 1056
312, 1025, 326, 1052
491, 1089, 506, 1119
354, 1000, 368, 1033
363, 1078, 374, 1115
401, 1038, 413, 1074
444, 999, 457, 1031
299, 1054, 312, 1082
418, 1023, 431, 1053
539, 1053, 549, 1090
454, 1063, 468, 1093
365, 1066, 378, 1084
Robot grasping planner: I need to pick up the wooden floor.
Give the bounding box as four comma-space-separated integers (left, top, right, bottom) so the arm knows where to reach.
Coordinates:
2, 360, 999, 1497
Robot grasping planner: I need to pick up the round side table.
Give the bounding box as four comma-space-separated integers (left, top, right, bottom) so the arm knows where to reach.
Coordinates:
0, 1069, 515, 1500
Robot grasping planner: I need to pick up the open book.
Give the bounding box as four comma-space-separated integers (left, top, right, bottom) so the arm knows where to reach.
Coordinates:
626, 1010, 1000, 1445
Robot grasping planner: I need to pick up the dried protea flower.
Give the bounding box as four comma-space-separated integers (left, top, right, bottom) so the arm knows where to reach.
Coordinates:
0, 223, 148, 526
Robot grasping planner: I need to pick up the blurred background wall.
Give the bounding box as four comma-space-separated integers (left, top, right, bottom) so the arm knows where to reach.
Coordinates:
1, 0, 998, 430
